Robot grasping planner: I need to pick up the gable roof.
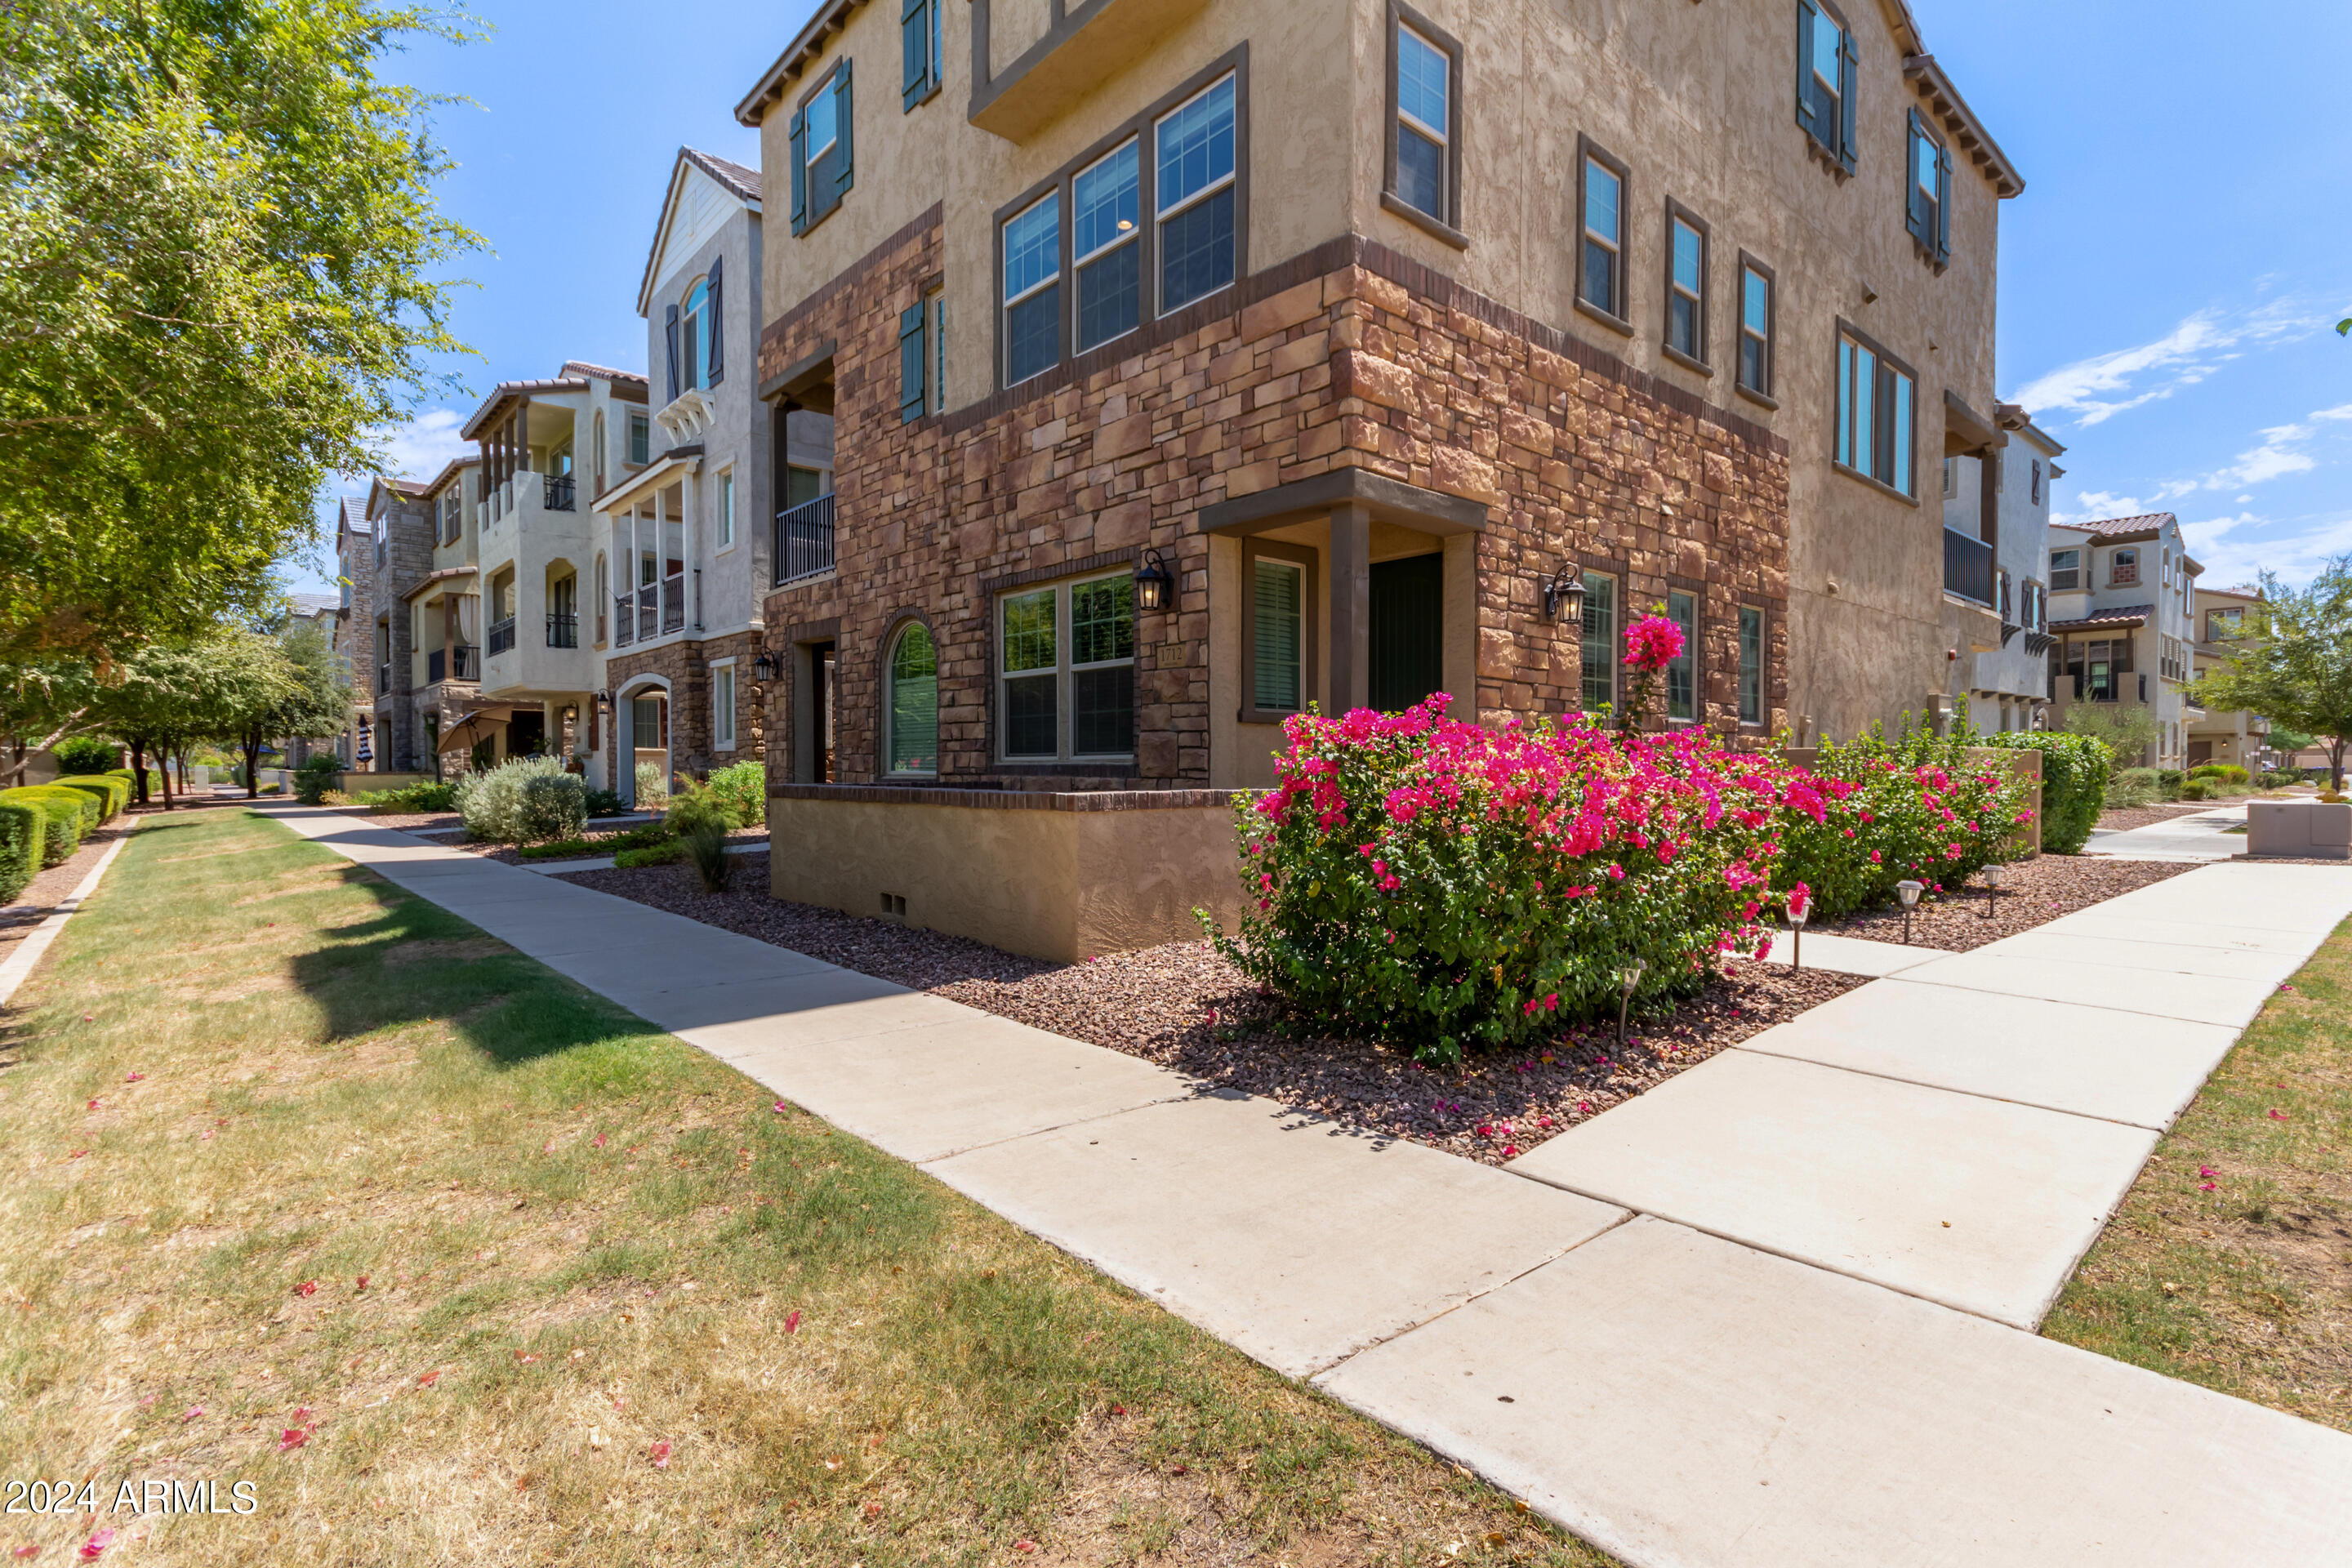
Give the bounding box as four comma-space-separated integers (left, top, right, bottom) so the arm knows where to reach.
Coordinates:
338, 497, 368, 540
1902, 55, 2025, 198
636, 147, 763, 318
736, 0, 864, 127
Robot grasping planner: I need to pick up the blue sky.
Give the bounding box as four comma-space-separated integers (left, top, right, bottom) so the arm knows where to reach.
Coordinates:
301, 0, 2352, 598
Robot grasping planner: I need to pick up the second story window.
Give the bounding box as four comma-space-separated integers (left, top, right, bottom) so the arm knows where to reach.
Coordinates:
1156, 74, 1236, 314
1003, 192, 1061, 386
1906, 110, 1952, 266
2111, 546, 2139, 586
1664, 205, 1708, 367
627, 409, 650, 466
679, 278, 710, 393
1389, 13, 1458, 230
1736, 256, 1774, 398
2050, 547, 2080, 590
790, 60, 854, 236
1577, 142, 1628, 324
1834, 327, 1915, 497
1796, 0, 1857, 173
1074, 140, 1140, 353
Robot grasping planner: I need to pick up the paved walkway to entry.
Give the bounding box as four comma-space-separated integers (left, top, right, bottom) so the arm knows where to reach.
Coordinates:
2085, 802, 2249, 861
261, 804, 2352, 1566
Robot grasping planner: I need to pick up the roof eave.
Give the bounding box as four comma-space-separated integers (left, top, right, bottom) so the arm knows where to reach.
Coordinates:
1903, 54, 2025, 198
735, 0, 862, 127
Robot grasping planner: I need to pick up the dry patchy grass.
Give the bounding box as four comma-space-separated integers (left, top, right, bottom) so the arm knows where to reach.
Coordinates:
2045, 911, 2352, 1426
0, 808, 1610, 1566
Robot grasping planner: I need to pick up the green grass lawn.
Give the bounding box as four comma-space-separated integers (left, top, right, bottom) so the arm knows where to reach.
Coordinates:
2045, 912, 2352, 1428
0, 807, 1607, 1566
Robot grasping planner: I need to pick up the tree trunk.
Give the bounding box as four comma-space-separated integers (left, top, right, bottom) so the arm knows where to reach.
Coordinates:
242, 731, 261, 799
2332, 738, 2345, 795
159, 744, 175, 810
127, 739, 149, 805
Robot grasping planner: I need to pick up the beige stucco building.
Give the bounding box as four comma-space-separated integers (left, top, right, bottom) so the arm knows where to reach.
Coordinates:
2045, 512, 2201, 770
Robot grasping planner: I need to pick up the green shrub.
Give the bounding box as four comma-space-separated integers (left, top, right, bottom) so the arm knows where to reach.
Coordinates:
52, 774, 127, 822
666, 779, 737, 835
2189, 763, 2250, 784
0, 800, 39, 902
682, 820, 733, 892
452, 755, 581, 844
2179, 779, 2215, 800
2261, 769, 2304, 789
294, 755, 340, 805
703, 760, 767, 827
613, 840, 686, 869
350, 781, 457, 813
634, 760, 671, 809
518, 773, 590, 844
584, 787, 627, 817
260, 782, 283, 795
1980, 730, 2109, 854
52, 737, 118, 775
517, 837, 598, 861
2, 787, 84, 865
2109, 767, 2161, 809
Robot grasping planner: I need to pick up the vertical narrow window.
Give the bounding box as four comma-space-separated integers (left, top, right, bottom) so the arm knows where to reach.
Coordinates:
628, 411, 650, 466
1738, 605, 1763, 725
1942, 457, 1958, 500
887, 624, 938, 775
1074, 140, 1141, 352
1736, 258, 1773, 396
1665, 590, 1697, 722
792, 62, 853, 232
929, 287, 947, 413
1003, 193, 1061, 386
1156, 75, 1236, 314
2031, 460, 2042, 504
804, 82, 837, 199
714, 666, 737, 750
1393, 22, 1450, 223
1665, 207, 1706, 363
1579, 151, 1624, 318
1889, 372, 1913, 495
718, 472, 736, 549
1579, 572, 1616, 714
1000, 588, 1058, 757
680, 279, 708, 391
1252, 557, 1304, 712
1069, 573, 1136, 757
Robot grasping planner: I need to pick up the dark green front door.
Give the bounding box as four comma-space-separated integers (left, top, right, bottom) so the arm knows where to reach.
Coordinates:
1369, 553, 1445, 713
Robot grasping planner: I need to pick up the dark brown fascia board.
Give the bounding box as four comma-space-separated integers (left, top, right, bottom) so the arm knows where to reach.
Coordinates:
1196, 466, 1490, 537
1903, 54, 2025, 198
735, 0, 864, 127
457, 377, 592, 440
1942, 387, 2004, 451
758, 341, 840, 405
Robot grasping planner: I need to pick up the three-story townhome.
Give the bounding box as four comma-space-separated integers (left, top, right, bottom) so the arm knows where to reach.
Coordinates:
460, 362, 651, 767
733, 0, 2024, 795
1942, 403, 2062, 733
2046, 511, 2201, 768
2189, 583, 2272, 770
330, 497, 378, 769
360, 477, 436, 772
594, 148, 799, 800
399, 457, 489, 775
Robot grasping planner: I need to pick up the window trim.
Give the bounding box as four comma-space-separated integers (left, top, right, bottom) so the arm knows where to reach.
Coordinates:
1830, 317, 1921, 506
2049, 546, 2081, 590
1000, 189, 1063, 389
791, 58, 854, 237
2110, 546, 2140, 587
988, 49, 1250, 398
1737, 603, 1766, 728
710, 657, 738, 751
880, 615, 941, 779
1380, 1, 1466, 247
1796, 0, 1858, 176
1574, 136, 1633, 334
1733, 250, 1777, 407
1239, 537, 1320, 726
1071, 136, 1143, 356
1152, 74, 1241, 320
1664, 587, 1701, 727
627, 409, 651, 466
1905, 107, 1953, 269
901, 0, 942, 113
1660, 198, 1711, 375
1579, 568, 1620, 718
993, 566, 1140, 765
716, 468, 737, 553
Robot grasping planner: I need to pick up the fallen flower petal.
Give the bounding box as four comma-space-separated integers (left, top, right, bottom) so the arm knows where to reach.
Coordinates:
772, 1101, 789, 1114
78, 1530, 114, 1560
294, 1281, 317, 1297
648, 1441, 671, 1469
417, 1369, 442, 1386
124, 1072, 143, 1082
2270, 1109, 2288, 1120
278, 1428, 310, 1451
1013, 1544, 1038, 1556
181, 1406, 203, 1422
292, 1406, 313, 1423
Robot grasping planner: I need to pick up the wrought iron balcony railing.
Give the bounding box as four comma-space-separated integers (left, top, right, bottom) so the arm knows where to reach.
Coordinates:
1942, 528, 1993, 606
487, 616, 516, 657
543, 474, 576, 511
546, 612, 577, 648
773, 492, 836, 586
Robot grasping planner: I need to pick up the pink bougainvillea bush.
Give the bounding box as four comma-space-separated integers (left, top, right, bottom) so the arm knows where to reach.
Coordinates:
1775, 723, 2034, 920
1212, 697, 1826, 1065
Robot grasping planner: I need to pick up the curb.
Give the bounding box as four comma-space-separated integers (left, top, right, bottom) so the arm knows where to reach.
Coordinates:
0, 821, 139, 1008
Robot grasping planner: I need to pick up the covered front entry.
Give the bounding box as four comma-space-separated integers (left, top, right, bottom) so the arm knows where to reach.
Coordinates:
1370, 553, 1445, 713
625, 688, 670, 803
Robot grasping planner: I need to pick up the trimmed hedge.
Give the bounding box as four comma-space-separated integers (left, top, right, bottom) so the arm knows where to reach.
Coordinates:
53, 773, 127, 822
2, 787, 85, 865
52, 736, 118, 774
1980, 730, 2109, 855
0, 800, 38, 903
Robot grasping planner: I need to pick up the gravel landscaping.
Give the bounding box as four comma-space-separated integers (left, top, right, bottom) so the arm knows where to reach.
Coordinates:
1813, 853, 2195, 951
563, 853, 1866, 1166
2095, 801, 2238, 832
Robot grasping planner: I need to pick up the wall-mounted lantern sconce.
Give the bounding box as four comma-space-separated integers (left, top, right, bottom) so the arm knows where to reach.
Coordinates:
1542, 566, 1587, 623
594, 689, 612, 717
752, 650, 780, 683
1135, 548, 1175, 613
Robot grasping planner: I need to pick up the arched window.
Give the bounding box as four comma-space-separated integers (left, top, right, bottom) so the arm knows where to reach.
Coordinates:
682, 278, 710, 390
887, 623, 938, 776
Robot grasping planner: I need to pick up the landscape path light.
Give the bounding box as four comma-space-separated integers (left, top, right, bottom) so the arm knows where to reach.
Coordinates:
1785, 884, 1811, 971
1982, 862, 2006, 920
1895, 879, 1925, 946
1617, 957, 1646, 1047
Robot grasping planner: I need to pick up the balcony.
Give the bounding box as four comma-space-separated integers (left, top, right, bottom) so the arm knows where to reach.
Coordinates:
662, 573, 685, 633
543, 474, 575, 512
970, 0, 1210, 141
487, 617, 516, 657
612, 594, 634, 648
427, 644, 480, 684
546, 612, 577, 649
1942, 528, 1993, 606
636, 584, 657, 643
774, 492, 837, 586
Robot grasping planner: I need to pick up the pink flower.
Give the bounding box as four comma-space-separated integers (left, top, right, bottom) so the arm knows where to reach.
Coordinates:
1623, 613, 1686, 673
784, 1309, 801, 1334
278, 1427, 310, 1451
181, 1405, 204, 1422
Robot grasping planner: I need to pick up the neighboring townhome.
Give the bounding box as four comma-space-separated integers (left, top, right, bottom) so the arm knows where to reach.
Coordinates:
732, 0, 2024, 795
595, 147, 788, 802
2045, 511, 2201, 768
286, 593, 346, 768
2189, 583, 2272, 770
459, 362, 651, 769
330, 498, 376, 768
362, 477, 436, 772
400, 457, 488, 776
1941, 403, 2062, 733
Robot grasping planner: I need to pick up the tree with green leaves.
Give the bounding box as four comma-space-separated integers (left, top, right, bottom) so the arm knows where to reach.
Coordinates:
87, 633, 300, 808
229, 619, 350, 799
2197, 558, 2352, 791
0, 0, 477, 663
2063, 703, 2158, 774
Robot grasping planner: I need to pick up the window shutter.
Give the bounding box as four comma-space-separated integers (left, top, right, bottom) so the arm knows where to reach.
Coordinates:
1935, 138, 1953, 264
789, 106, 808, 234
1793, 2, 1820, 142
706, 255, 724, 385
899, 302, 928, 423
1836, 24, 1860, 172
902, 0, 929, 111
664, 304, 680, 403
833, 60, 855, 203
1904, 113, 1929, 244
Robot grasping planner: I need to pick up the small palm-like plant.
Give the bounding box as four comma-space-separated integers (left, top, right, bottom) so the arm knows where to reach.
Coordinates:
683, 819, 732, 893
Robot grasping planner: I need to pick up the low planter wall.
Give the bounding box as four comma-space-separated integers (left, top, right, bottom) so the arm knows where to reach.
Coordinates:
2247, 800, 2351, 860
768, 786, 1251, 964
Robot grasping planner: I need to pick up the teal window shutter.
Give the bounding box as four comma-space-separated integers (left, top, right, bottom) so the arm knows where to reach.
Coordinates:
1935, 139, 1953, 263
902, 0, 932, 111
833, 60, 855, 203
705, 254, 724, 384
899, 303, 928, 422
1836, 23, 1859, 171
788, 106, 808, 234
1793, 2, 1820, 144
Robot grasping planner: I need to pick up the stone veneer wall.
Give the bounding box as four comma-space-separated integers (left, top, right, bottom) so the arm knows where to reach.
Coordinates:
605, 630, 767, 780
758, 207, 1790, 791
370, 497, 435, 772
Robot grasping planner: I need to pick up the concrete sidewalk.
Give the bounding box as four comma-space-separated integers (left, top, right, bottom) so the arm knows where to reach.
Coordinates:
2084, 803, 2247, 861
260, 804, 2352, 1566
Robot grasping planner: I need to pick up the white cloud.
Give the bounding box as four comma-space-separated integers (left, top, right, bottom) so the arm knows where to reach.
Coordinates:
2005, 298, 2320, 430
376, 408, 474, 483
2211, 422, 2319, 487
2177, 509, 2352, 591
